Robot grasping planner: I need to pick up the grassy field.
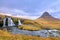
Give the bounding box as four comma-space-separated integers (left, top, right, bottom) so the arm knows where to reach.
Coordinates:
18, 19, 42, 31
36, 18, 60, 30
18, 25, 41, 31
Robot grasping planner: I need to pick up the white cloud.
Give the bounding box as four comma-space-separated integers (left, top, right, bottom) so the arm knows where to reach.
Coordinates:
47, 0, 60, 13
39, 0, 60, 14
0, 7, 29, 15
0, 0, 60, 20
0, 7, 39, 20
16, 15, 39, 20
0, 13, 12, 16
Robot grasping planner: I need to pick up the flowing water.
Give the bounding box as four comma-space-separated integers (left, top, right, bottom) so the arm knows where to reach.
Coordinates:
3, 18, 6, 27
9, 27, 50, 37
3, 17, 60, 37
18, 20, 22, 25
8, 26, 60, 37
8, 18, 15, 26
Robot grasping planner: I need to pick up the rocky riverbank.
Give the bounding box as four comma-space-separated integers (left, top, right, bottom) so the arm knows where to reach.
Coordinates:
8, 27, 60, 38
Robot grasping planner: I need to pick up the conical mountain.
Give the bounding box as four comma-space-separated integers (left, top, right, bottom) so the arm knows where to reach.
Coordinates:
40, 12, 53, 18
37, 12, 60, 21
35, 12, 60, 29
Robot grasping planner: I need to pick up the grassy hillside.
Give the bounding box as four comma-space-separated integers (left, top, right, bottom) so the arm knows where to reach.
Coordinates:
35, 12, 60, 30
0, 14, 42, 31
14, 19, 42, 30
18, 19, 42, 31
36, 18, 60, 29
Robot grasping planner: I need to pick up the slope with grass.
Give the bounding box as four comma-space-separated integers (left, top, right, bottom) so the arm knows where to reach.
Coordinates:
0, 13, 42, 31
36, 12, 60, 29
18, 19, 42, 31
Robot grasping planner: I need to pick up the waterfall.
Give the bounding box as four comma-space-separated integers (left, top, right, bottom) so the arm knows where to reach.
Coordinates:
18, 19, 22, 25
3, 18, 6, 27
3, 17, 22, 27
8, 18, 15, 26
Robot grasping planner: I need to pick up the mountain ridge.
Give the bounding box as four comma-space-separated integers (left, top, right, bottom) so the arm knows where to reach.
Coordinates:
37, 12, 60, 21
36, 12, 60, 29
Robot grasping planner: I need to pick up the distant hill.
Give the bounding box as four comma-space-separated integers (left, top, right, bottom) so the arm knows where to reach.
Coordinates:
36, 12, 60, 29
38, 12, 60, 21
0, 13, 42, 30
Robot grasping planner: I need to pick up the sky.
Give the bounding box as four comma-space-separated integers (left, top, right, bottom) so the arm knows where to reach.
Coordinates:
0, 0, 60, 20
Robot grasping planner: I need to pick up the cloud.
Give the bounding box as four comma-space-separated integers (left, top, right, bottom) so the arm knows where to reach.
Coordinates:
16, 15, 39, 20
0, 7, 39, 20
0, 0, 60, 19
45, 0, 60, 13
0, 7, 29, 15
37, 0, 60, 14
0, 13, 12, 16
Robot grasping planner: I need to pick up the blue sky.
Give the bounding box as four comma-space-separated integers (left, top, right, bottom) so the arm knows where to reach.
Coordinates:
0, 0, 60, 19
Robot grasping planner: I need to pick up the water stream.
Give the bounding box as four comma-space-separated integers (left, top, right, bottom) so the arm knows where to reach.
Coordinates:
3, 17, 60, 37
8, 27, 60, 37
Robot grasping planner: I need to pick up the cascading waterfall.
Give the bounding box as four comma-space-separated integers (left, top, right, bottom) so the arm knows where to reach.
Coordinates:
3, 18, 6, 27
8, 18, 15, 26
18, 19, 22, 25
3, 17, 15, 27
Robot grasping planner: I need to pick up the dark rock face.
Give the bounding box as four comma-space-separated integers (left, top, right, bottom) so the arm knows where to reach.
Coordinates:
41, 12, 53, 18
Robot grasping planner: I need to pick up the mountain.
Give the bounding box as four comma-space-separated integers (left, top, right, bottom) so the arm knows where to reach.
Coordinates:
40, 12, 53, 18
36, 12, 60, 29
38, 12, 60, 21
